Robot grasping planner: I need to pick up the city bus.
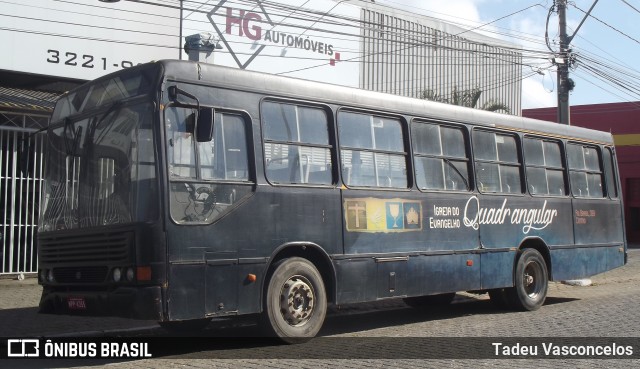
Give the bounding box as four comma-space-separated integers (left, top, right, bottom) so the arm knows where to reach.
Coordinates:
36, 60, 626, 341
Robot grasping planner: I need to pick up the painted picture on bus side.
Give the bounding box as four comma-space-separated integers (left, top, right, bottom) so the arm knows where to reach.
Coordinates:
344, 198, 422, 233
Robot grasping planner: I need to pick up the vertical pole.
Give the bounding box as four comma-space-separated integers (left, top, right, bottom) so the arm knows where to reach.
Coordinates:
557, 0, 570, 125
179, 0, 183, 60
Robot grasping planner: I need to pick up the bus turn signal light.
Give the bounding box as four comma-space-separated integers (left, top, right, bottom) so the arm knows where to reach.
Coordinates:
246, 274, 257, 283
466, 260, 473, 267
137, 266, 152, 281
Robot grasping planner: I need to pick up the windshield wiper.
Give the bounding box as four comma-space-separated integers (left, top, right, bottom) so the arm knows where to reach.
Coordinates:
91, 100, 125, 145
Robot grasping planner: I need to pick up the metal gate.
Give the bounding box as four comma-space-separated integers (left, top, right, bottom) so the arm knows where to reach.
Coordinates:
1, 111, 47, 276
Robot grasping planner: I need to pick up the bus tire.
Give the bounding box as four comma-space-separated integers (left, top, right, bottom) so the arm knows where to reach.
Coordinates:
403, 292, 455, 308
262, 257, 327, 343
506, 248, 548, 311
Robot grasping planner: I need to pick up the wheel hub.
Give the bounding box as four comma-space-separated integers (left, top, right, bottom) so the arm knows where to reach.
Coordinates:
524, 261, 543, 299
279, 275, 315, 326
525, 273, 534, 286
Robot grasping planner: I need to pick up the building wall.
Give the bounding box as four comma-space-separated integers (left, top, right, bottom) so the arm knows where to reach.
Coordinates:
357, 2, 522, 115
523, 102, 640, 243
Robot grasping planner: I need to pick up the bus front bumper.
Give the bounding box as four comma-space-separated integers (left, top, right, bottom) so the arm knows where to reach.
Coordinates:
38, 285, 163, 321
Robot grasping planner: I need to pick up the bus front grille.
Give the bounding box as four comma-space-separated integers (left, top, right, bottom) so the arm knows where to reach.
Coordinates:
39, 232, 133, 265
53, 266, 109, 283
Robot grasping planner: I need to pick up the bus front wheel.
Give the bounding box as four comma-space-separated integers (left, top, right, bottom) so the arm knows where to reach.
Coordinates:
262, 257, 327, 343
506, 248, 548, 311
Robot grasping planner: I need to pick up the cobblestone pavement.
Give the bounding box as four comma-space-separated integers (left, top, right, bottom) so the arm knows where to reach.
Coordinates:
1, 249, 640, 368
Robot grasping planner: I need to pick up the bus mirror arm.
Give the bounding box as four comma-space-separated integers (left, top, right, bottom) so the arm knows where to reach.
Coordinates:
168, 86, 214, 142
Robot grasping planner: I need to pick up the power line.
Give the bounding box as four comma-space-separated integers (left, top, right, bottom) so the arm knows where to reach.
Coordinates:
276, 2, 549, 75
571, 3, 640, 45
7, 0, 553, 69
620, 0, 640, 14
8, 0, 638, 109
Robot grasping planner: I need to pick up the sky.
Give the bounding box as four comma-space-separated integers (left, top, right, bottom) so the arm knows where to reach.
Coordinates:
3, 0, 637, 111
373, 0, 640, 109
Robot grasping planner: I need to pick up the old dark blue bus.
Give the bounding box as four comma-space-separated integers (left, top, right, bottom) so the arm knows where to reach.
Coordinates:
37, 60, 626, 341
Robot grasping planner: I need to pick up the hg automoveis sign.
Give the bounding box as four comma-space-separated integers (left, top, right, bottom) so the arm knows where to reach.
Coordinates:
207, 0, 337, 69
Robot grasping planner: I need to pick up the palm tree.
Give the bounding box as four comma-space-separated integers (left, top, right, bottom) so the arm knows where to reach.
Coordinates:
420, 87, 510, 114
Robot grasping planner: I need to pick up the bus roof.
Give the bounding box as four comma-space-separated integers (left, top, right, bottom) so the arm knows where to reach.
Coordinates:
133, 60, 617, 145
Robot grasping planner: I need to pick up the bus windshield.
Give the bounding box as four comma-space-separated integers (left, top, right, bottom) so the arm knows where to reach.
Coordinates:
39, 101, 158, 231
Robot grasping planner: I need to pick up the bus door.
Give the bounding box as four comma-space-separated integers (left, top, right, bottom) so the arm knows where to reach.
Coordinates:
165, 106, 255, 319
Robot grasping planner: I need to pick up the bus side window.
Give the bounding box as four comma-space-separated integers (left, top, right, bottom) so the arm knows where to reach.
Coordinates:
338, 111, 407, 188
412, 122, 470, 191
200, 113, 250, 181
603, 147, 618, 199
568, 143, 604, 198
262, 101, 333, 185
524, 137, 566, 196
166, 107, 197, 179
473, 130, 522, 194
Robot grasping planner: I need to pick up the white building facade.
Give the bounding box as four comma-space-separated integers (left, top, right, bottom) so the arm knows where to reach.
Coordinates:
357, 1, 522, 114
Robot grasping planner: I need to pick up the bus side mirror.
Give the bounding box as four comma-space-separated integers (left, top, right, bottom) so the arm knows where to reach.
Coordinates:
196, 107, 214, 142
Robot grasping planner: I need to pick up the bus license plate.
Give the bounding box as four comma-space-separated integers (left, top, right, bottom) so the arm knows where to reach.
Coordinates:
67, 297, 87, 310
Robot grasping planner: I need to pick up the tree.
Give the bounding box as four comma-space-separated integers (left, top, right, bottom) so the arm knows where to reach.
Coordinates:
419, 87, 511, 114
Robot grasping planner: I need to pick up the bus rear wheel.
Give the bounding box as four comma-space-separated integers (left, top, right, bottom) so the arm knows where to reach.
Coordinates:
262, 257, 327, 343
506, 248, 548, 311
403, 292, 455, 308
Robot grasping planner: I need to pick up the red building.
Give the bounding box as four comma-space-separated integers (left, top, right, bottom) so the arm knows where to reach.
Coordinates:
523, 102, 640, 243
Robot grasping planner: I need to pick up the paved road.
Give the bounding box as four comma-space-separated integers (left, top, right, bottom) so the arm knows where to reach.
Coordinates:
2, 249, 640, 368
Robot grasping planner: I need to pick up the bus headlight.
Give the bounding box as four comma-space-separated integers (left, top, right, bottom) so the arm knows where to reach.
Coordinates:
40, 269, 47, 282
113, 268, 122, 282
126, 267, 135, 282
47, 269, 55, 283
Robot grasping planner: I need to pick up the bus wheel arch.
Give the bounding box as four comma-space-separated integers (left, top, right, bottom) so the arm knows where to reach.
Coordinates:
506, 239, 551, 311
263, 242, 336, 304
260, 243, 335, 342
516, 238, 552, 281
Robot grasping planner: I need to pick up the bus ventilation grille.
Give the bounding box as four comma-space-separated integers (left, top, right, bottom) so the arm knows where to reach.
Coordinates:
38, 232, 133, 265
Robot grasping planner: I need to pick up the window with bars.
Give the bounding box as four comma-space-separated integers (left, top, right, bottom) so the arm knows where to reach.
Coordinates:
473, 130, 522, 194
523, 137, 566, 196
262, 101, 333, 185
567, 143, 603, 198
412, 122, 470, 191
338, 111, 407, 188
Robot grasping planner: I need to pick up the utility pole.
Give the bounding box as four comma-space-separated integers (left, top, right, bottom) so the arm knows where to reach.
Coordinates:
554, 0, 599, 125
556, 0, 570, 125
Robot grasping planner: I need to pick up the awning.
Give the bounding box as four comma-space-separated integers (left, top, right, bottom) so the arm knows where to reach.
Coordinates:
0, 86, 62, 113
